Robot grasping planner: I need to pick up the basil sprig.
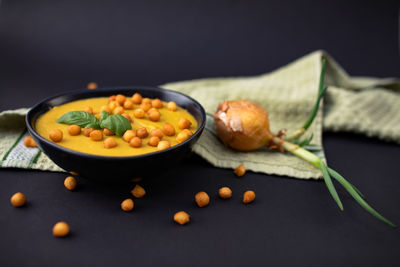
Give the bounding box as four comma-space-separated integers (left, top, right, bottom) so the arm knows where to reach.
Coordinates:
57, 111, 131, 136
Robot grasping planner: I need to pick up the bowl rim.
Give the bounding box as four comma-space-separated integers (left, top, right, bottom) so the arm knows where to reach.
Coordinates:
26, 86, 206, 160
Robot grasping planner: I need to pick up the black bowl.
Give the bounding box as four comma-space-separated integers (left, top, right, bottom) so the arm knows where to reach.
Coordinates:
26, 87, 206, 181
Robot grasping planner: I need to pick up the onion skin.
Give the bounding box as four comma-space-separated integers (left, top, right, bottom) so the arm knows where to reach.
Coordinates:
213, 100, 273, 151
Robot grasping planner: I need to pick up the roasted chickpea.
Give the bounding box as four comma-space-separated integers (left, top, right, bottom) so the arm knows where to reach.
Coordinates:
103, 128, 115, 136
243, 190, 256, 204
195, 191, 210, 207
218, 187, 232, 199
64, 176, 77, 191
24, 136, 37, 148
142, 98, 152, 104
147, 107, 158, 114
113, 106, 124, 115
133, 108, 145, 118
108, 101, 119, 111
176, 131, 191, 143
148, 136, 160, 147
151, 98, 163, 108
116, 94, 126, 105
140, 102, 152, 112
178, 118, 192, 129
234, 164, 246, 177
131, 184, 146, 198
87, 82, 98, 90
129, 137, 142, 148
52, 222, 70, 237
122, 113, 133, 122
167, 101, 177, 111
157, 140, 170, 150
122, 130, 136, 142
100, 105, 112, 113
148, 110, 161, 122
10, 192, 26, 207
108, 95, 116, 103
68, 125, 81, 136
174, 211, 190, 225
121, 199, 134, 212
132, 93, 143, 104
84, 106, 93, 114
150, 128, 164, 139
123, 99, 134, 109
104, 137, 117, 148
49, 129, 63, 142
83, 128, 94, 137
136, 127, 149, 139
163, 123, 175, 136
90, 130, 103, 141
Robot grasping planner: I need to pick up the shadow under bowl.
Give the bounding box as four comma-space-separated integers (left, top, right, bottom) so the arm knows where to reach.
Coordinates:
26, 87, 206, 181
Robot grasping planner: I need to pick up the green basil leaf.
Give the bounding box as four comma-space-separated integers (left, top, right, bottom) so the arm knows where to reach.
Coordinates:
100, 114, 132, 136
57, 111, 100, 129
100, 111, 110, 122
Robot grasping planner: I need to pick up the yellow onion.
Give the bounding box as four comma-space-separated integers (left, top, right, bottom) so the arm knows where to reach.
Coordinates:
213, 100, 273, 151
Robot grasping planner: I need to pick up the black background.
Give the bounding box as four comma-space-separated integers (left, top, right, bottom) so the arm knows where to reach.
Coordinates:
0, 1, 399, 266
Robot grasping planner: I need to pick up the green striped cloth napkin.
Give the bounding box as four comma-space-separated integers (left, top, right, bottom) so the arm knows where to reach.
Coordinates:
1, 50, 399, 179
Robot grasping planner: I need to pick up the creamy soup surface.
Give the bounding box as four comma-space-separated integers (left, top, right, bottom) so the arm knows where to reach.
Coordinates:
36, 96, 197, 157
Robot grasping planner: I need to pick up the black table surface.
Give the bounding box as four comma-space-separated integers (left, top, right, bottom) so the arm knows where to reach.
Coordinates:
1, 1, 399, 266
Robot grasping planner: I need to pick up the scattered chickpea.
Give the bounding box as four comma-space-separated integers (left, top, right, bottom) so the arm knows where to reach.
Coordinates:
176, 130, 191, 143
100, 105, 112, 113
113, 106, 124, 115
133, 108, 145, 118
108, 101, 119, 111
121, 199, 134, 212
116, 94, 126, 105
103, 128, 115, 136
148, 136, 160, 147
122, 113, 133, 122
68, 125, 81, 136
90, 130, 103, 141
167, 101, 177, 111
87, 82, 98, 90
123, 130, 136, 142
84, 106, 93, 114
52, 222, 70, 237
10, 192, 26, 207
243, 190, 256, 204
136, 127, 149, 139
152, 98, 163, 108
131, 184, 146, 198
64, 176, 77, 191
108, 95, 116, 103
178, 118, 192, 129
218, 187, 232, 199
24, 136, 37, 148
163, 123, 176, 136
234, 164, 246, 177
140, 102, 152, 112
49, 129, 63, 142
129, 137, 142, 148
132, 93, 143, 104
174, 211, 190, 225
148, 110, 161, 122
83, 128, 94, 137
195, 191, 210, 207
131, 177, 143, 183
123, 99, 134, 109
104, 137, 117, 149
142, 98, 152, 104
157, 140, 170, 150
150, 128, 164, 139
